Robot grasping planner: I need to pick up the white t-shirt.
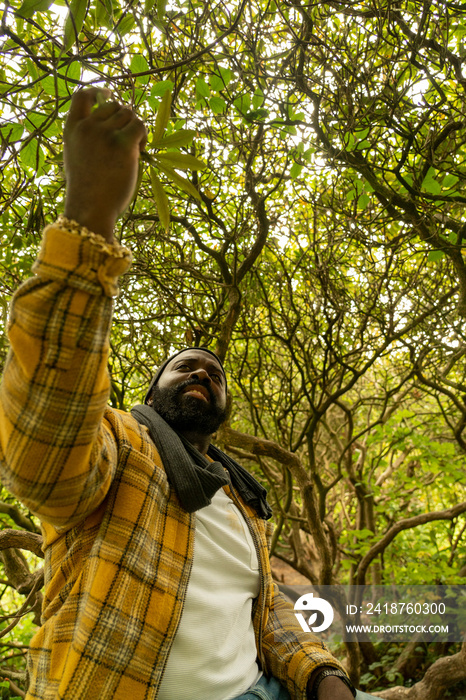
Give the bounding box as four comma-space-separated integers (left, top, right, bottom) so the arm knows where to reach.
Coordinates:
157, 487, 263, 700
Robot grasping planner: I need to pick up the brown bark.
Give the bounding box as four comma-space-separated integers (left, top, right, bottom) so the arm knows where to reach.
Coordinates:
0, 529, 44, 558
4, 678, 25, 698
0, 502, 38, 532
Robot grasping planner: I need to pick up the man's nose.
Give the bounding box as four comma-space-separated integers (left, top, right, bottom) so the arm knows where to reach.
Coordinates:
189, 368, 210, 383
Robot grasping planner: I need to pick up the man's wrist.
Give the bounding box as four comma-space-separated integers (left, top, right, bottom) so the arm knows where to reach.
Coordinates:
64, 201, 116, 243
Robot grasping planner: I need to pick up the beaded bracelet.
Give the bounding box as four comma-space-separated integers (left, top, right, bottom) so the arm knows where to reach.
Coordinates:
55, 216, 131, 260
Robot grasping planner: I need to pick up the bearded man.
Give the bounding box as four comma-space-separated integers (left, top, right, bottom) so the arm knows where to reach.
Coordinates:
0, 89, 377, 700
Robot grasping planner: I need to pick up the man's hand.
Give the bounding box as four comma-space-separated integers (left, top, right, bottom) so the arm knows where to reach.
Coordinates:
307, 673, 355, 700
316, 676, 355, 699
63, 88, 147, 242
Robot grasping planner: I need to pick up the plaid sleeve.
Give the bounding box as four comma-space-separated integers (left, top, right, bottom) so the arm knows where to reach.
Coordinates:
0, 222, 131, 530
261, 584, 349, 700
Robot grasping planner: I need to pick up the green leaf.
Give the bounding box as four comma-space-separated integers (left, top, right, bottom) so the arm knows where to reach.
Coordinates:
19, 140, 45, 174
233, 94, 250, 115
150, 168, 170, 231
344, 133, 355, 150
156, 162, 201, 199
252, 88, 264, 109
290, 163, 302, 178
146, 96, 159, 111
245, 108, 268, 122
40, 74, 69, 97
422, 167, 441, 195
358, 193, 370, 209
302, 147, 314, 162
117, 14, 136, 36
356, 140, 371, 150
64, 0, 88, 52
143, 150, 201, 199
130, 54, 150, 84
155, 152, 206, 171
340, 559, 354, 570
209, 96, 226, 114
196, 78, 211, 99
427, 250, 445, 261
26, 58, 39, 81
354, 127, 370, 141
144, 0, 157, 13
210, 74, 224, 93
130, 54, 150, 75
353, 528, 374, 539
156, 0, 166, 19
442, 173, 459, 189
152, 89, 172, 143
152, 129, 196, 148
95, 0, 113, 28
24, 111, 60, 137
423, 179, 441, 195
16, 0, 54, 18
423, 180, 441, 195
0, 123, 24, 142
151, 80, 174, 98
65, 60, 81, 82
210, 68, 231, 92
219, 67, 232, 86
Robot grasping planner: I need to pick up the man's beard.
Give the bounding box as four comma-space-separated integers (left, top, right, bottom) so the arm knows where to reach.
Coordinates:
150, 379, 227, 436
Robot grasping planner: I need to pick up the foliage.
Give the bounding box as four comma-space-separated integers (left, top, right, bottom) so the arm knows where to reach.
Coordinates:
1, 0, 466, 696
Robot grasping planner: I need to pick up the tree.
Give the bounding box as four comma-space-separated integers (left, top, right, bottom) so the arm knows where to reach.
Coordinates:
0, 0, 465, 697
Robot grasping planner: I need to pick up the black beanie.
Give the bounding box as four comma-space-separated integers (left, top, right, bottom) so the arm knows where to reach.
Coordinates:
144, 347, 227, 404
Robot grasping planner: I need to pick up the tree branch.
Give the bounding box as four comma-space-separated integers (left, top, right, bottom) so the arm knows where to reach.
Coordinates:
0, 530, 44, 558
356, 502, 466, 585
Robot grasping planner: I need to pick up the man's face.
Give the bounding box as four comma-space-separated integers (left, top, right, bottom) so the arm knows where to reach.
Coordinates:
149, 350, 228, 435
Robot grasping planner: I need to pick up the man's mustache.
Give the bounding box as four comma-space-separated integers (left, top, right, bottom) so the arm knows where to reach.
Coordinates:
175, 378, 215, 404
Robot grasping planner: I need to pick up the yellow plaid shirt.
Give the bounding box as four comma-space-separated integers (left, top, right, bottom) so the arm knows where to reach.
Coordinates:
0, 222, 347, 699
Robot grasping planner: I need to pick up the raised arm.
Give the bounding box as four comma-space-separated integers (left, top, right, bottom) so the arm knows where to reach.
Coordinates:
0, 90, 146, 530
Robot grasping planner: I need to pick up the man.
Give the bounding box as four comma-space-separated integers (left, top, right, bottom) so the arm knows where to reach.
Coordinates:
0, 89, 373, 699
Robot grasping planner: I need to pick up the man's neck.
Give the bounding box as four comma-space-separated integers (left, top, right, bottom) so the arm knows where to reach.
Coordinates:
177, 429, 211, 455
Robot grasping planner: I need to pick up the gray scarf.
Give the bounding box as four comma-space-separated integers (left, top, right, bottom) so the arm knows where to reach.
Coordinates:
131, 404, 271, 518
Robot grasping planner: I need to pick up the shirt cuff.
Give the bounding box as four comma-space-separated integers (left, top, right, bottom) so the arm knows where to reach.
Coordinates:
32, 217, 132, 297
